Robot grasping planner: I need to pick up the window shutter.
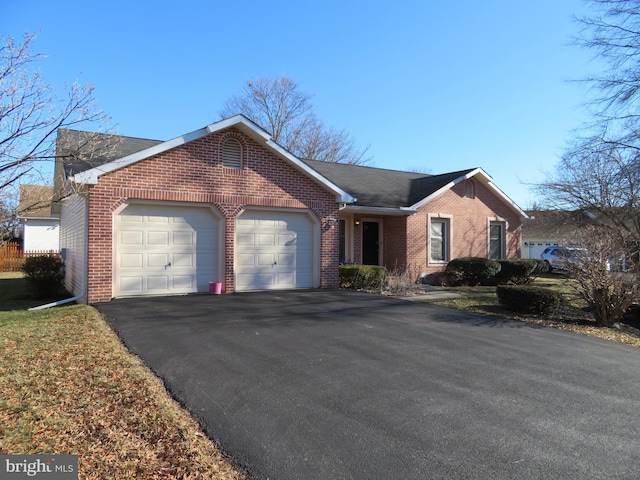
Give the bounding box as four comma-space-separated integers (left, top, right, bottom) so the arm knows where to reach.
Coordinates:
223, 139, 242, 169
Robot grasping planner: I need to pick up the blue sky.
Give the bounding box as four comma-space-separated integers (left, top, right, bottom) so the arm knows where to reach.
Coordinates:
3, 0, 596, 208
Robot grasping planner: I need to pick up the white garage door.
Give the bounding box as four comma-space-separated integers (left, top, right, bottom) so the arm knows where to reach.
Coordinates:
523, 242, 559, 260
115, 204, 219, 297
235, 210, 315, 291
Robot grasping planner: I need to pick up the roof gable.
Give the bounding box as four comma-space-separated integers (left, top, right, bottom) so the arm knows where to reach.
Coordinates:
303, 160, 526, 217
67, 115, 354, 203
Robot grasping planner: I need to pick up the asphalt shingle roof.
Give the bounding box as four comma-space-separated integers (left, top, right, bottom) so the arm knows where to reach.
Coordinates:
303, 159, 476, 208
18, 185, 53, 217
55, 128, 479, 210
56, 129, 163, 178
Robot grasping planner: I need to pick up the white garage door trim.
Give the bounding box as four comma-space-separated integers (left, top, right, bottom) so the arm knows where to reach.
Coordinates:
235, 208, 320, 291
113, 201, 224, 298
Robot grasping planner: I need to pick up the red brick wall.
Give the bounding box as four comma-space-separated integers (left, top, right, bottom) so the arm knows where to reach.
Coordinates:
382, 216, 408, 270
408, 180, 521, 275
350, 179, 522, 277
85, 128, 339, 303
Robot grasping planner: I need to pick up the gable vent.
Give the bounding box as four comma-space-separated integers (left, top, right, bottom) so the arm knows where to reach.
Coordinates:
222, 139, 242, 169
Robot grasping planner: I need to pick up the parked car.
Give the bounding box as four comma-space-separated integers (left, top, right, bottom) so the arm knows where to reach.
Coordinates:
541, 246, 586, 271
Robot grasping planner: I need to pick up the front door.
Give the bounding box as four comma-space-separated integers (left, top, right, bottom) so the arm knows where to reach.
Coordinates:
362, 221, 380, 265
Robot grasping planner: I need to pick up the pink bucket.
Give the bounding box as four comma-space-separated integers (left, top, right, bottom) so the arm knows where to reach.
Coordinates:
209, 282, 222, 294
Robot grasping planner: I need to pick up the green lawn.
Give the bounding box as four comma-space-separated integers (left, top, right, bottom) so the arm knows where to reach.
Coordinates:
0, 273, 249, 479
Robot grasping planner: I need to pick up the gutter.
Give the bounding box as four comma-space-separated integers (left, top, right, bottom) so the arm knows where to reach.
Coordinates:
341, 205, 417, 216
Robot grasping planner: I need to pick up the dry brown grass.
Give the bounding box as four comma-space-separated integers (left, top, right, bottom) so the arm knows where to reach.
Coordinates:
0, 304, 250, 479
423, 274, 640, 348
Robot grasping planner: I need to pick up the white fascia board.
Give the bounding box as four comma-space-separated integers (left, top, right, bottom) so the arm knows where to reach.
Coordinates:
410, 168, 529, 218
265, 139, 356, 204
73, 127, 210, 184
342, 205, 417, 216
72, 116, 259, 184
71, 114, 355, 205
410, 168, 482, 210
488, 182, 530, 219
205, 114, 271, 141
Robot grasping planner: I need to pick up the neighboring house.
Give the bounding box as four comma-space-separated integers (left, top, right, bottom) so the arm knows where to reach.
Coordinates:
521, 210, 593, 260
57, 115, 528, 304
17, 185, 59, 252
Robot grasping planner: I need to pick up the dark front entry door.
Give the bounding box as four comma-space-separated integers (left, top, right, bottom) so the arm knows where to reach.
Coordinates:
362, 221, 379, 265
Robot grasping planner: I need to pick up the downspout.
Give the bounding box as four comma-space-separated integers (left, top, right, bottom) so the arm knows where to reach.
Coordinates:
28, 294, 84, 311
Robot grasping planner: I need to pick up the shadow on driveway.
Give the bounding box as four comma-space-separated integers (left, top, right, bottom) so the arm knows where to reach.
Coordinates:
97, 290, 640, 480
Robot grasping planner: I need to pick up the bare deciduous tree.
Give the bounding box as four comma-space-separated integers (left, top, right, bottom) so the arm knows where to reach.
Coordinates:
220, 76, 370, 165
0, 32, 115, 232
576, 1, 640, 129
564, 225, 640, 326
534, 1, 640, 324
537, 137, 640, 237
0, 195, 17, 242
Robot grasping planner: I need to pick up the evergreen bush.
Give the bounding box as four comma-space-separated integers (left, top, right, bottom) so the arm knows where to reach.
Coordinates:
496, 285, 564, 315
445, 257, 501, 286
339, 265, 388, 290
22, 255, 65, 299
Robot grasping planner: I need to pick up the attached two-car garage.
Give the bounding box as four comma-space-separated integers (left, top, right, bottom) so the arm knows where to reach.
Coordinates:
114, 203, 317, 297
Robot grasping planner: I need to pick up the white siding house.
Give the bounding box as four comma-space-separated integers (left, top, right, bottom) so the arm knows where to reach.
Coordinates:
20, 217, 60, 252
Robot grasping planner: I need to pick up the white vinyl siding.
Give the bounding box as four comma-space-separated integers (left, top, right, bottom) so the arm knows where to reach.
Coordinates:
22, 219, 59, 252
59, 194, 88, 302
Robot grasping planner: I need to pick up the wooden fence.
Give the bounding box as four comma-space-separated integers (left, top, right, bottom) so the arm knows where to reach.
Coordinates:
0, 243, 60, 272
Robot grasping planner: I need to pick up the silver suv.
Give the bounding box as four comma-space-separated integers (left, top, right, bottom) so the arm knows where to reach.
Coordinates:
541, 246, 585, 271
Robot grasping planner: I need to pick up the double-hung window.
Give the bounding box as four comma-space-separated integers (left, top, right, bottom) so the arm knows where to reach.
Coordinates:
489, 222, 504, 259
430, 218, 449, 263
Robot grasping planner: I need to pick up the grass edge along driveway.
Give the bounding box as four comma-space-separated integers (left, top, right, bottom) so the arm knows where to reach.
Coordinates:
0, 292, 250, 480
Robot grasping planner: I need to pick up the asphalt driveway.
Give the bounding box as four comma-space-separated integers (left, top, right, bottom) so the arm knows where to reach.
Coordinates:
97, 290, 640, 480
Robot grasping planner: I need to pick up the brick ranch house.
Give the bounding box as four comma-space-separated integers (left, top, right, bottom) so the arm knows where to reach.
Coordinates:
56, 115, 528, 303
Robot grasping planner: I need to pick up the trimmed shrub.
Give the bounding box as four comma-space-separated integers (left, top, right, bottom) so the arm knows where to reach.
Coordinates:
492, 258, 548, 285
22, 255, 65, 298
339, 265, 388, 290
496, 285, 564, 315
530, 259, 551, 275
445, 257, 501, 286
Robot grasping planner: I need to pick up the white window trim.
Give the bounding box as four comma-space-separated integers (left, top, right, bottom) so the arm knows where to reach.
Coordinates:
428, 213, 453, 265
